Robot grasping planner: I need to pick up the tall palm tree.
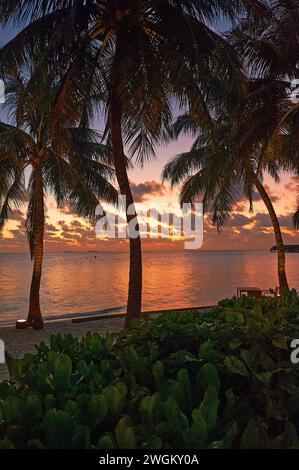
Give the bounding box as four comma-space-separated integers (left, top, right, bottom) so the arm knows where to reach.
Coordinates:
229, 0, 299, 274
163, 79, 299, 292
262, 100, 299, 232
0, 60, 117, 329
0, 0, 269, 326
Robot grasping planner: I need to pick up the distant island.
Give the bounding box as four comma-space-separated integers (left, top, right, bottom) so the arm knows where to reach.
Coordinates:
64, 250, 102, 253
271, 245, 299, 253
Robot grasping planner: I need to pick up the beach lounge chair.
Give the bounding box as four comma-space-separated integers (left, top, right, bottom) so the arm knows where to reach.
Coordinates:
261, 287, 280, 297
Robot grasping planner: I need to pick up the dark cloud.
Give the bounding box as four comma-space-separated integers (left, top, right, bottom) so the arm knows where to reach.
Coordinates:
232, 191, 261, 213
263, 185, 279, 203
251, 191, 262, 202
254, 212, 293, 229
226, 214, 251, 227
57, 220, 69, 231
232, 185, 279, 213
131, 180, 165, 202
253, 213, 272, 228
9, 210, 26, 222
285, 176, 299, 193
50, 219, 96, 245
46, 223, 59, 233
58, 202, 76, 216
70, 220, 84, 230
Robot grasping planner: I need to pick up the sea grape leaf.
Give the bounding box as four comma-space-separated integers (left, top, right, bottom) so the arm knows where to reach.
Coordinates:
228, 339, 241, 351
272, 336, 288, 350
115, 416, 136, 449
254, 371, 273, 388
199, 339, 214, 357
71, 425, 91, 449
43, 409, 74, 448
183, 411, 207, 448
47, 352, 72, 390
2, 396, 20, 424
165, 397, 188, 432
209, 423, 238, 449
240, 416, 269, 449
86, 394, 108, 429
98, 434, 116, 449
22, 394, 42, 423
197, 363, 220, 391
198, 385, 219, 429
224, 356, 249, 377
240, 350, 255, 371
141, 435, 163, 449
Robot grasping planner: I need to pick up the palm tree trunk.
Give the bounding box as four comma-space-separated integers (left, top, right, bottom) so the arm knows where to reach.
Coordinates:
252, 172, 289, 293
110, 88, 142, 328
27, 163, 45, 329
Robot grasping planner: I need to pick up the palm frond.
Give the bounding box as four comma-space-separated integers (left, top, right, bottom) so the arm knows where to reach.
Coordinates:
293, 208, 299, 230
0, 169, 25, 230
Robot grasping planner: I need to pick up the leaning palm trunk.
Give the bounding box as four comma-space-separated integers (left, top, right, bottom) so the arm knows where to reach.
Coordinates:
252, 172, 289, 293
27, 163, 45, 329
110, 89, 142, 328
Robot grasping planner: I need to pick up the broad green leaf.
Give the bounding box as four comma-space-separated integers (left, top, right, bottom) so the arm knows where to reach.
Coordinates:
141, 435, 163, 449
199, 385, 219, 429
115, 416, 136, 449
103, 385, 123, 416
199, 339, 214, 357
240, 416, 269, 449
86, 394, 108, 429
240, 350, 255, 370
98, 433, 116, 449
183, 411, 208, 448
197, 363, 220, 391
272, 336, 288, 350
224, 356, 249, 377
228, 339, 241, 350
165, 397, 188, 432
209, 423, 238, 449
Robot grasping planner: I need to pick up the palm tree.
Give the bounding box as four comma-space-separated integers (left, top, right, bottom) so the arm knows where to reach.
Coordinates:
0, 60, 117, 329
229, 0, 299, 268
229, 0, 299, 79
0, 0, 269, 326
277, 104, 299, 231
163, 78, 299, 292
262, 100, 299, 233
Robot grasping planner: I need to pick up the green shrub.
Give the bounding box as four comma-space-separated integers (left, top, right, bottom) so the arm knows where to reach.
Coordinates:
0, 293, 298, 449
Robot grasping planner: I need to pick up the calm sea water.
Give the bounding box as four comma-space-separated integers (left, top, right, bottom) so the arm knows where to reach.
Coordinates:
0, 250, 298, 323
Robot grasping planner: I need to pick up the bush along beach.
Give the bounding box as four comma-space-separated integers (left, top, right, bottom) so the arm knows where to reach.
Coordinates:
0, 293, 298, 449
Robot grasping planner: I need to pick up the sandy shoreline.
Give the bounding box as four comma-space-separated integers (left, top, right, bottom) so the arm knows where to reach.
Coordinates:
0, 316, 126, 381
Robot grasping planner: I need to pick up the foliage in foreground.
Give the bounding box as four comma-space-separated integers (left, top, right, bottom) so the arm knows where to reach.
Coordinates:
0, 292, 299, 449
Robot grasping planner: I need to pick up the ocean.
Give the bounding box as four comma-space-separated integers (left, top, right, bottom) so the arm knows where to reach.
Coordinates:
0, 250, 298, 323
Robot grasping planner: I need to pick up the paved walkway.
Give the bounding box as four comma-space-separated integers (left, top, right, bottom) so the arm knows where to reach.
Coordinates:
0, 316, 125, 381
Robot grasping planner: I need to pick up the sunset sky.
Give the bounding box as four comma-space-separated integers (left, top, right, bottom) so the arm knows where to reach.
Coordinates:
1, 23, 299, 253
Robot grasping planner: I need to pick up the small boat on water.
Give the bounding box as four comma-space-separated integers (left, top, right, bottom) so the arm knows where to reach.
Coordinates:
270, 245, 299, 253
